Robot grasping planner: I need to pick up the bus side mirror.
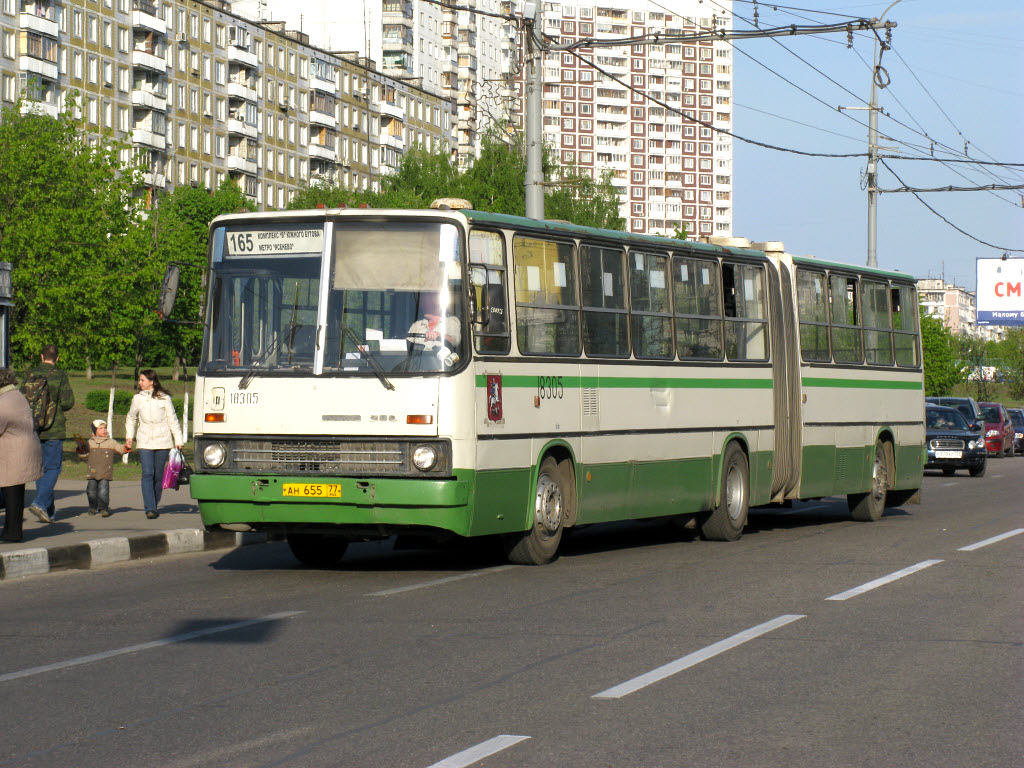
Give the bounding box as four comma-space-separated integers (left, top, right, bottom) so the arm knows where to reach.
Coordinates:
158, 264, 181, 319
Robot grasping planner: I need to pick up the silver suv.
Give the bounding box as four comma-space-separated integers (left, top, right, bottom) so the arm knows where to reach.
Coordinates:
926, 396, 984, 432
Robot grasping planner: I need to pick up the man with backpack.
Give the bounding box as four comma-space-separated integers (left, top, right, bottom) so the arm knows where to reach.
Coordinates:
21, 344, 74, 523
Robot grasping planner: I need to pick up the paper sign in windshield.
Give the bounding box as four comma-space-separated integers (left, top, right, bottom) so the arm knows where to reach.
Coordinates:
225, 226, 324, 257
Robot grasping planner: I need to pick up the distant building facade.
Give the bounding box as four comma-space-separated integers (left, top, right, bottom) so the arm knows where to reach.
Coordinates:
0, 0, 454, 208
916, 278, 1003, 341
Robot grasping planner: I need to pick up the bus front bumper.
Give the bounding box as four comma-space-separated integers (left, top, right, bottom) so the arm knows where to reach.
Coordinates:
189, 473, 474, 536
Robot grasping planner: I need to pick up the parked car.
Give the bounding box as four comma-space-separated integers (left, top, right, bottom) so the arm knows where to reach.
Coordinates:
978, 402, 1014, 457
925, 396, 984, 432
1007, 408, 1024, 455
925, 405, 987, 477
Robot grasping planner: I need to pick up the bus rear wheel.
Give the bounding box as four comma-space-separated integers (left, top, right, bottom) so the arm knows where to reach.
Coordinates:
848, 441, 889, 522
700, 442, 749, 542
504, 456, 571, 565
287, 533, 348, 568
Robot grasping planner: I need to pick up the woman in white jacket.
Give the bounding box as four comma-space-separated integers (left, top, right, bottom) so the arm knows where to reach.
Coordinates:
125, 370, 183, 519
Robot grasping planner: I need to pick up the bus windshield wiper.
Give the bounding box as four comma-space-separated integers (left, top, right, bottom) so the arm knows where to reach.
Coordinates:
341, 321, 395, 391
239, 293, 299, 390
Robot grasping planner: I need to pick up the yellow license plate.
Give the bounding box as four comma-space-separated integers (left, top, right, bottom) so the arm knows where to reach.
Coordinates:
281, 483, 342, 498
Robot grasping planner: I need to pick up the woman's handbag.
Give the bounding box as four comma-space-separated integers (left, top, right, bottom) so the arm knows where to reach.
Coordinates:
177, 457, 193, 485
162, 448, 185, 490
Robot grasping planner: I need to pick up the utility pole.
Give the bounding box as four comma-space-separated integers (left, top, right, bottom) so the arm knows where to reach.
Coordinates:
866, 0, 903, 267
523, 1, 544, 220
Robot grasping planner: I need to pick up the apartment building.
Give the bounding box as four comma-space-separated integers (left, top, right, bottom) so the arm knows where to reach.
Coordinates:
509, 0, 734, 237
916, 277, 1003, 341
0, 0, 454, 207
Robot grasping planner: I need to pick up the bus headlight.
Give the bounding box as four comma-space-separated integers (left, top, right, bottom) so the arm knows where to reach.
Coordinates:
412, 444, 437, 471
203, 442, 227, 468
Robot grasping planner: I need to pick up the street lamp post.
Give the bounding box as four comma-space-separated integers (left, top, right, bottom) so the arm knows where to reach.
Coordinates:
866, 0, 902, 268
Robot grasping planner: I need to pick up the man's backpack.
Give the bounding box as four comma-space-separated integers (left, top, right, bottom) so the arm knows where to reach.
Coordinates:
21, 371, 59, 432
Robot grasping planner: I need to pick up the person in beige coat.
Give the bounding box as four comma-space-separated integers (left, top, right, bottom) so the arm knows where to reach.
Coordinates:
125, 369, 183, 519
0, 368, 44, 542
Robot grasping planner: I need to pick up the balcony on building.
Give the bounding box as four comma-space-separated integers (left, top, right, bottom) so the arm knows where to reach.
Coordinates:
310, 61, 336, 93
381, 131, 404, 151
227, 79, 257, 103
131, 0, 166, 35
382, 52, 413, 78
457, 54, 477, 73
131, 127, 166, 150
309, 107, 336, 127
142, 171, 166, 188
131, 87, 166, 112
227, 43, 258, 70
382, 0, 412, 20
131, 44, 166, 73
226, 154, 257, 175
379, 98, 403, 121
19, 2, 59, 40
19, 98, 59, 119
227, 117, 258, 140
309, 142, 337, 161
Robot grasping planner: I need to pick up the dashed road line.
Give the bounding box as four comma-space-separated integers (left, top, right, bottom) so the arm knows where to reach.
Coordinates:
368, 566, 515, 597
0, 611, 304, 684
958, 528, 1024, 552
425, 735, 530, 768
592, 614, 806, 700
825, 560, 942, 601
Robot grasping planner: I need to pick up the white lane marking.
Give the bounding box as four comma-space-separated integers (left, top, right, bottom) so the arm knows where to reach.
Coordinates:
592, 614, 805, 700
958, 528, 1024, 552
941, 482, 957, 487
0, 611, 303, 684
425, 735, 530, 768
368, 566, 515, 597
825, 560, 943, 601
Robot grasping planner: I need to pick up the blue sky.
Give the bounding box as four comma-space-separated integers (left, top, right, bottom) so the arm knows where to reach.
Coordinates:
729, 0, 1023, 289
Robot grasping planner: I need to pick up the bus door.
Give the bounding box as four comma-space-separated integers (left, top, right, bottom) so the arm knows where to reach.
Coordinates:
767, 257, 801, 501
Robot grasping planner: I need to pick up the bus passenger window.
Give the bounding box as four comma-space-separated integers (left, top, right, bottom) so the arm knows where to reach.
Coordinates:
580, 244, 629, 357
469, 230, 510, 355
722, 262, 768, 361
673, 255, 723, 359
829, 275, 863, 363
862, 279, 893, 366
513, 236, 580, 356
891, 284, 920, 367
796, 269, 830, 362
629, 251, 673, 359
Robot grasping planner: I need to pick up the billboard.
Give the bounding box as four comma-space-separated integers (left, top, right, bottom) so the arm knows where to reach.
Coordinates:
976, 257, 1024, 326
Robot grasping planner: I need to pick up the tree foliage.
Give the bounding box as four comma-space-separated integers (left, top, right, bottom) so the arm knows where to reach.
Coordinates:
992, 328, 1024, 399
920, 308, 961, 396
287, 132, 624, 230
0, 98, 143, 368
133, 179, 256, 368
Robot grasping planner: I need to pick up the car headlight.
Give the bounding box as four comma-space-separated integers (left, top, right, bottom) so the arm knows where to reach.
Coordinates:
203, 442, 227, 468
412, 444, 437, 471
969, 439, 984, 450
986, 429, 998, 437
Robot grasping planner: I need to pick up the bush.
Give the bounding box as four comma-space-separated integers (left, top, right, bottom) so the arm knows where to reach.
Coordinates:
86, 390, 193, 420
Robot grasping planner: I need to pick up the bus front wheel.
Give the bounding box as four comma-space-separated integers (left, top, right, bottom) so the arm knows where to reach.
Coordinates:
504, 456, 571, 565
700, 442, 749, 542
848, 441, 889, 522
287, 533, 348, 568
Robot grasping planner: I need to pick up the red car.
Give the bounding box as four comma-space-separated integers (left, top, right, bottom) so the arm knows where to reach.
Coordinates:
979, 402, 1015, 457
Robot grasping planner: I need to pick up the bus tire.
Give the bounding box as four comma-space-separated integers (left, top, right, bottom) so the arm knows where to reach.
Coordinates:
504, 456, 570, 565
848, 440, 889, 522
287, 533, 348, 568
700, 442, 749, 542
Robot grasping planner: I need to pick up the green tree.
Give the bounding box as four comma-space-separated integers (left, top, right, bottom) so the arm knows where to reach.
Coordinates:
994, 328, 1024, 400
920, 308, 961, 396
137, 179, 256, 372
288, 132, 624, 229
0, 98, 143, 368
954, 331, 991, 401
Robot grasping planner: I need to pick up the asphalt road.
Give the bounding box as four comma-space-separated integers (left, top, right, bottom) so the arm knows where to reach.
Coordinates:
1, 462, 1021, 768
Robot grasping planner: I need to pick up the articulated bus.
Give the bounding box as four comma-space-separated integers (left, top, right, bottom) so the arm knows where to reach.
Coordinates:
187, 204, 924, 566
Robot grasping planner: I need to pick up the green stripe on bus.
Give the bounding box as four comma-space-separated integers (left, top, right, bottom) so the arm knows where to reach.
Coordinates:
802, 377, 923, 390
476, 375, 772, 389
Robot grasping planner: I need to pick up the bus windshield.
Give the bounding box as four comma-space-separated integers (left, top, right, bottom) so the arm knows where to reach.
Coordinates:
204, 219, 466, 376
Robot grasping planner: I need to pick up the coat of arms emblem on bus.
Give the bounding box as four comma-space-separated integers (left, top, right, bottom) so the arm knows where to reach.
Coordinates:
487, 375, 502, 422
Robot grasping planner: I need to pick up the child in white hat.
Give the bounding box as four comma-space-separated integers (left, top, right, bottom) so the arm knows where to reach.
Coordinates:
81, 419, 127, 517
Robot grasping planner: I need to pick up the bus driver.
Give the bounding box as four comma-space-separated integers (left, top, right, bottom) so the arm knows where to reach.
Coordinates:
406, 292, 461, 365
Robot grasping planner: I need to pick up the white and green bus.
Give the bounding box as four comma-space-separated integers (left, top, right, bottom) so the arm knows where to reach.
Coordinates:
187, 205, 923, 566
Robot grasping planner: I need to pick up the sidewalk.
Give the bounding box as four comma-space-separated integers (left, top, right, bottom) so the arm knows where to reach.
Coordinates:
0, 478, 264, 581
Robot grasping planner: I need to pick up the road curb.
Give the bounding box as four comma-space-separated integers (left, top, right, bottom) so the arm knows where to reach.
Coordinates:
0, 529, 268, 581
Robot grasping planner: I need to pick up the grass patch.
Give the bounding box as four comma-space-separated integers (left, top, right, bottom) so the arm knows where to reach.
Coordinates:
54, 367, 194, 481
